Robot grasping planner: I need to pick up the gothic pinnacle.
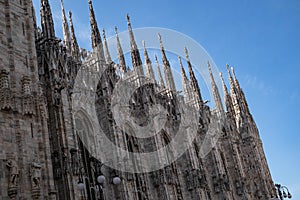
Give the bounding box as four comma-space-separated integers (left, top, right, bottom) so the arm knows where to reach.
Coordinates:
184, 47, 203, 104
68, 11, 80, 61
226, 64, 236, 93
158, 33, 168, 66
158, 33, 176, 91
126, 14, 143, 74
219, 72, 228, 97
179, 56, 188, 83
88, 0, 104, 60
231, 66, 241, 90
60, 0, 71, 51
155, 55, 165, 88
220, 72, 234, 114
40, 0, 55, 38
115, 26, 126, 72
102, 29, 112, 63
179, 56, 191, 102
231, 66, 250, 115
208, 61, 224, 113
142, 41, 155, 81
142, 40, 150, 63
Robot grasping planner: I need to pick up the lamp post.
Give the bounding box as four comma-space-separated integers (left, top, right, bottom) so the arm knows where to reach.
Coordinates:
76, 157, 106, 200
112, 176, 121, 185
92, 157, 105, 200
275, 184, 292, 200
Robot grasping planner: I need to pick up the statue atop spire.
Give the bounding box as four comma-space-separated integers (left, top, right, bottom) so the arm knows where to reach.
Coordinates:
226, 64, 239, 103
155, 55, 165, 88
40, 0, 55, 38
179, 56, 191, 102
231, 67, 241, 91
226, 64, 235, 89
142, 41, 155, 81
68, 11, 80, 61
115, 26, 126, 72
126, 14, 143, 75
102, 29, 112, 64
208, 61, 224, 113
220, 72, 234, 114
220, 72, 228, 97
184, 47, 203, 106
60, 0, 71, 51
231, 66, 251, 116
226, 64, 245, 128
158, 33, 176, 91
88, 0, 104, 60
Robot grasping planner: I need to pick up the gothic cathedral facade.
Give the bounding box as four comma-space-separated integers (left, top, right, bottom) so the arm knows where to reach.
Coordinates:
0, 0, 275, 199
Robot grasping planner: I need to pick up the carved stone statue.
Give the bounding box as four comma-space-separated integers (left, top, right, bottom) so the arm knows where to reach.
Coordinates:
53, 89, 61, 106
31, 162, 42, 189
6, 159, 19, 187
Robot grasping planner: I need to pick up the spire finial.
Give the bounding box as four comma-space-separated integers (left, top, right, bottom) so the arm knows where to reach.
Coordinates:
102, 29, 112, 63
88, 0, 104, 58
231, 66, 241, 91
40, 0, 55, 38
207, 61, 224, 113
142, 40, 146, 49
155, 55, 159, 64
178, 56, 183, 68
179, 56, 191, 102
226, 64, 231, 75
60, 0, 71, 51
142, 40, 150, 62
226, 64, 235, 87
115, 26, 126, 71
155, 55, 165, 88
157, 34, 176, 91
126, 14, 143, 74
184, 47, 190, 62
115, 26, 118, 35
219, 72, 228, 94
179, 56, 188, 80
231, 66, 237, 80
126, 13, 131, 25
158, 33, 163, 50
102, 29, 106, 38
142, 41, 155, 80
220, 71, 235, 114
68, 11, 80, 61
184, 47, 203, 105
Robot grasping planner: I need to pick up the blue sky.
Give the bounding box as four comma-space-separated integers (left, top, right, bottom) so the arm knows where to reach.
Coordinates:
33, 0, 300, 198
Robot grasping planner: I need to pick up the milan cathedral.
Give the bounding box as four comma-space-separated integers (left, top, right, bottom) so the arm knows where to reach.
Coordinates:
0, 0, 275, 199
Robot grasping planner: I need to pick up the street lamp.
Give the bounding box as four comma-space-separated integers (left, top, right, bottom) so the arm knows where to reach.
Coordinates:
275, 183, 292, 200
97, 175, 105, 184
112, 176, 121, 185
76, 157, 106, 200
77, 181, 85, 191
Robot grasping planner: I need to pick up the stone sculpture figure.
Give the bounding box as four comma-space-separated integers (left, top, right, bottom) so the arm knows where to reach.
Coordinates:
31, 162, 42, 189
6, 159, 19, 187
